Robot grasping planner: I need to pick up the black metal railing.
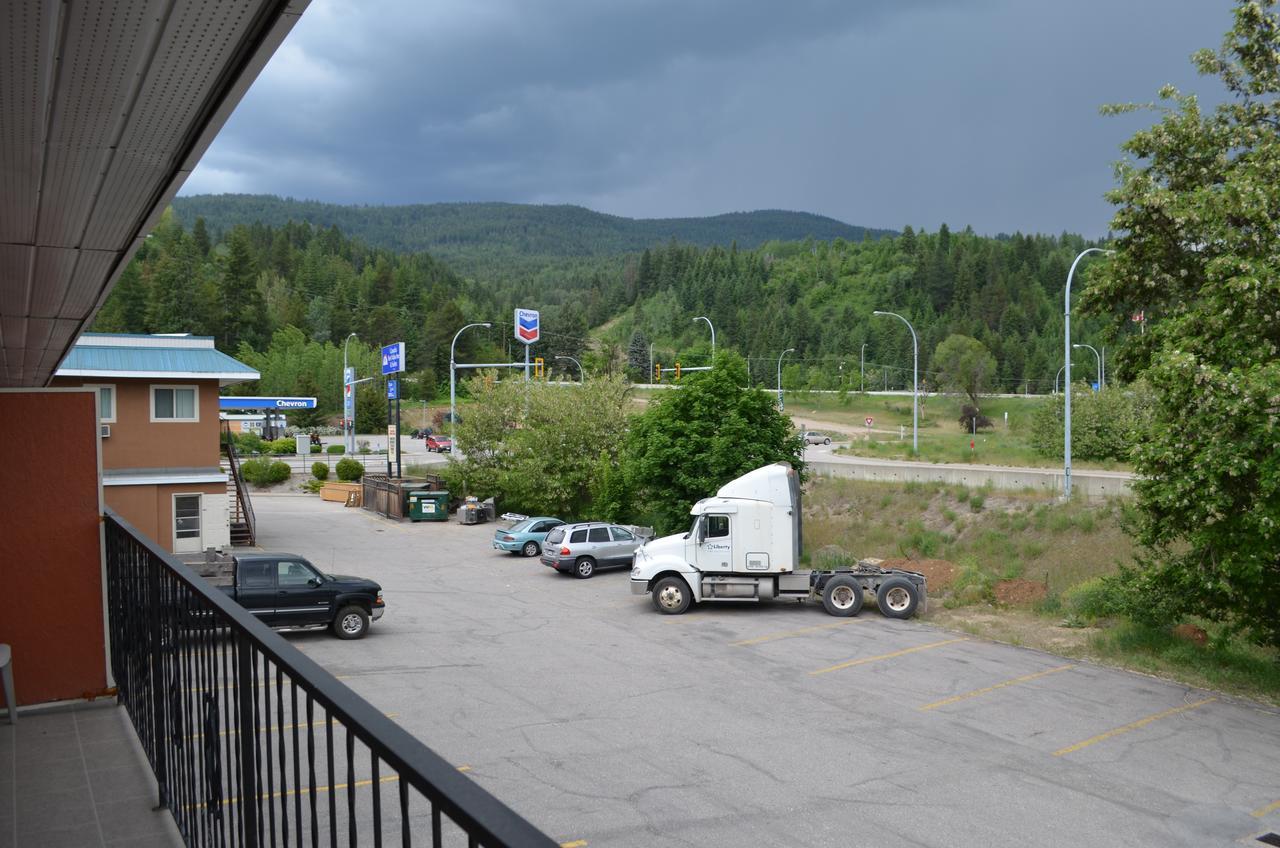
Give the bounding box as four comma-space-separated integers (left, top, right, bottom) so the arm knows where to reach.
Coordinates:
221, 422, 256, 546
104, 509, 557, 848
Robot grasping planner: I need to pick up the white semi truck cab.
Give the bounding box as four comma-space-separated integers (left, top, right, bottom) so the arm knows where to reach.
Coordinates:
630, 462, 927, 618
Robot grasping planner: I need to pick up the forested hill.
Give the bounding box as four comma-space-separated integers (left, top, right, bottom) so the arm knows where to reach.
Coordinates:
170, 194, 893, 264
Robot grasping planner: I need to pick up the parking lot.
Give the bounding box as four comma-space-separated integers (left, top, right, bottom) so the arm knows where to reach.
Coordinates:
253, 494, 1280, 848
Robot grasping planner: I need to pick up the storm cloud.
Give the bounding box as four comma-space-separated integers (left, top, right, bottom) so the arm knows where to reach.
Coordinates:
183, 0, 1228, 236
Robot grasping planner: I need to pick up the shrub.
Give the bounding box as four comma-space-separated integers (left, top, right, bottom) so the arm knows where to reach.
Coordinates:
958, 405, 994, 431
326, 444, 345, 455
1029, 381, 1154, 462
268, 437, 297, 455
301, 479, 325, 494
335, 458, 364, 482
969, 492, 986, 512
310, 444, 321, 454
311, 462, 329, 481
241, 458, 291, 487
232, 432, 264, 455
1061, 577, 1121, 622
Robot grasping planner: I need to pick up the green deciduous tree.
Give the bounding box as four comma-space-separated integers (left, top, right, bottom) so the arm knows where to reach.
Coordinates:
932, 334, 997, 406
1082, 0, 1280, 646
607, 351, 805, 534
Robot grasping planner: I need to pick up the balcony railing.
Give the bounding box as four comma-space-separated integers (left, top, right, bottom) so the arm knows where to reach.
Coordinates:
103, 509, 557, 848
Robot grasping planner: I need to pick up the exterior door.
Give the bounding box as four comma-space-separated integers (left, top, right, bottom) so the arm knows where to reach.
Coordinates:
173, 493, 202, 553
275, 560, 333, 626
696, 514, 732, 572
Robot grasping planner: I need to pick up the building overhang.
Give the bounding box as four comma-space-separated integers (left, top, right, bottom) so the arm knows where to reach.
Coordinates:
1, 1, 309, 387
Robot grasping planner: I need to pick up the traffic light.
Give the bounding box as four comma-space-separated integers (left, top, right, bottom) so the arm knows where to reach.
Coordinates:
534, 357, 544, 378
675, 362, 681, 381
654, 362, 661, 383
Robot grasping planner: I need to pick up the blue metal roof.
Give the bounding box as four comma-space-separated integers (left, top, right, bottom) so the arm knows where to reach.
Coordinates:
57, 344, 259, 382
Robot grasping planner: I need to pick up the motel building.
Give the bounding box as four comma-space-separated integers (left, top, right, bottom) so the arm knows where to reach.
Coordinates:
51, 332, 259, 554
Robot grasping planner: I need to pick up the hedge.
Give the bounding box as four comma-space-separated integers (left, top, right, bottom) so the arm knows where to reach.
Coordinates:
241, 458, 291, 487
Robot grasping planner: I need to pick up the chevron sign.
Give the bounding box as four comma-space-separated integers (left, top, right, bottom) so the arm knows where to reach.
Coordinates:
514, 308, 540, 344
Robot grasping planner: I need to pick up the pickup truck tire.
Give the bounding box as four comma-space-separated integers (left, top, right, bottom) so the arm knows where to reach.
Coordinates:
652, 576, 692, 615
876, 577, 920, 619
333, 605, 370, 639
574, 557, 596, 579
821, 576, 864, 616
522, 541, 540, 557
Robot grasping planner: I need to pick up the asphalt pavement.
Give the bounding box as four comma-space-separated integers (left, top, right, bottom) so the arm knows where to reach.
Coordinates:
250, 495, 1280, 848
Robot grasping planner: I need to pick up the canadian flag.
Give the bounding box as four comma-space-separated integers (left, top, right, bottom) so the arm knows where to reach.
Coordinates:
1131, 310, 1145, 323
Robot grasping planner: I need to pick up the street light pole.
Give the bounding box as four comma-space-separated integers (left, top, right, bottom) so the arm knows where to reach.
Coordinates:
873, 311, 918, 453
555, 355, 583, 382
777, 348, 795, 409
860, 343, 867, 393
1055, 365, 1067, 395
1073, 343, 1102, 390
343, 332, 358, 453
450, 322, 492, 455
1064, 248, 1110, 500
694, 316, 715, 362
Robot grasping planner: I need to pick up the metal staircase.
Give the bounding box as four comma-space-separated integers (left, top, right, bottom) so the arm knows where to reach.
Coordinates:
221, 422, 256, 546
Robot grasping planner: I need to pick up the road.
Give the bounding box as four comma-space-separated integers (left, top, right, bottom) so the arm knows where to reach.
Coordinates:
251, 495, 1280, 847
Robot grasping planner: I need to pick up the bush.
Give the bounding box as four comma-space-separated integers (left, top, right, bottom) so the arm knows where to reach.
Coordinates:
311, 462, 329, 481
1062, 577, 1123, 622
335, 458, 364, 482
326, 444, 345, 455
957, 405, 994, 431
241, 458, 291, 487
301, 478, 325, 493
268, 437, 297, 455
310, 444, 321, 454
232, 431, 264, 455
1029, 381, 1154, 462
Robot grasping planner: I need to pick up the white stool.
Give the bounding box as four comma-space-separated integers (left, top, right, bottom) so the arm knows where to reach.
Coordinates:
0, 643, 14, 723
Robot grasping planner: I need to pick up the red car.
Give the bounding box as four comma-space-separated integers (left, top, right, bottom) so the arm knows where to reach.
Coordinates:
425, 434, 453, 453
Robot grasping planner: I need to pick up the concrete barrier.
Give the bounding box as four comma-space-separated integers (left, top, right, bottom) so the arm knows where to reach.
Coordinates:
807, 458, 1133, 500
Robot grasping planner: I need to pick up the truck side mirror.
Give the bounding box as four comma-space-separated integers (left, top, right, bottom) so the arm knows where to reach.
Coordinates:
308, 577, 320, 588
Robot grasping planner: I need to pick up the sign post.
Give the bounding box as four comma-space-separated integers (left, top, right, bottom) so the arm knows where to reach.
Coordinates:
382, 343, 405, 478
514, 309, 539, 382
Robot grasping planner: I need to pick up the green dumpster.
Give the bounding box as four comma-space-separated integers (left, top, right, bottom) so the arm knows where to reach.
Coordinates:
408, 490, 449, 522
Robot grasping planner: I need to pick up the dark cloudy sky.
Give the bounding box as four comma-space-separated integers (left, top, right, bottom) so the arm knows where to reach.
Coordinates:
182, 0, 1229, 236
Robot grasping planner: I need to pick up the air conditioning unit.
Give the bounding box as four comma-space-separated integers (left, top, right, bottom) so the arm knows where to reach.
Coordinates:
100, 424, 111, 437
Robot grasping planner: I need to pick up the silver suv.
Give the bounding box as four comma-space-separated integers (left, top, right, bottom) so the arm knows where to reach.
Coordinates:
802, 430, 832, 445
540, 522, 644, 579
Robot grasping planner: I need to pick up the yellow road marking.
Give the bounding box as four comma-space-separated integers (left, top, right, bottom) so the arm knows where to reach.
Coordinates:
918, 665, 1075, 711
1053, 697, 1216, 756
1252, 798, 1280, 818
186, 774, 400, 810
560, 841, 588, 847
457, 765, 472, 772
808, 638, 967, 676
731, 619, 866, 646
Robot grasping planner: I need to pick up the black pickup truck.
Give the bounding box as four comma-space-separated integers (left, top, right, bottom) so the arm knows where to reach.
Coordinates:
221, 553, 385, 639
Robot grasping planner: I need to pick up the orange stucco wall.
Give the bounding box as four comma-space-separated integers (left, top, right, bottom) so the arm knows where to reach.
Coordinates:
0, 390, 107, 706
53, 377, 221, 470
105, 481, 224, 551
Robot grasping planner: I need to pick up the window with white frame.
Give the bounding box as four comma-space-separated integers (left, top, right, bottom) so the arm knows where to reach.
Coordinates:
152, 385, 198, 421
85, 384, 115, 422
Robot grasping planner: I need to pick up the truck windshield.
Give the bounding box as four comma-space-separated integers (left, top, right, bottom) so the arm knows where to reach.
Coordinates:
686, 516, 701, 539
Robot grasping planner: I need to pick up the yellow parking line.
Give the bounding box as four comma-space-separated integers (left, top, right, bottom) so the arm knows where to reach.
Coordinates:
1252, 798, 1280, 818
457, 765, 472, 772
919, 665, 1075, 711
731, 619, 866, 646
1053, 697, 1216, 756
560, 841, 588, 847
808, 638, 967, 676
186, 774, 400, 810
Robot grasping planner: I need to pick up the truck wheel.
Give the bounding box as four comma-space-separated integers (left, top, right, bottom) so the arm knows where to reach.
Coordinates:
652, 576, 692, 615
522, 541, 540, 557
876, 577, 920, 619
574, 557, 596, 579
333, 606, 370, 639
821, 576, 863, 617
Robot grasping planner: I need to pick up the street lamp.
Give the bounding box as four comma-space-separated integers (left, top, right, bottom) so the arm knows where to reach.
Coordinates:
873, 311, 918, 453
1064, 248, 1112, 499
776, 348, 795, 409
450, 322, 492, 453
861, 343, 867, 393
555, 355, 583, 382
694, 316, 715, 361
343, 332, 358, 453
1073, 344, 1102, 391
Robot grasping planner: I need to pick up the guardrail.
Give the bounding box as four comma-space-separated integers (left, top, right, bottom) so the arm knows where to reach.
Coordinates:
103, 509, 557, 848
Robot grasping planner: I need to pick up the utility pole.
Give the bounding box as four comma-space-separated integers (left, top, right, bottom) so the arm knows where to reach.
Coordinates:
343, 332, 358, 454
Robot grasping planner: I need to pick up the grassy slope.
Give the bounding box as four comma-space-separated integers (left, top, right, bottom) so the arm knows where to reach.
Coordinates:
805, 476, 1279, 704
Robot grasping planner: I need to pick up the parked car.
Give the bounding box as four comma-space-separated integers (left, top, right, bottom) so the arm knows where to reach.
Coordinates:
540, 522, 645, 578
802, 430, 832, 445
493, 516, 565, 557
425, 434, 453, 452
220, 553, 385, 639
